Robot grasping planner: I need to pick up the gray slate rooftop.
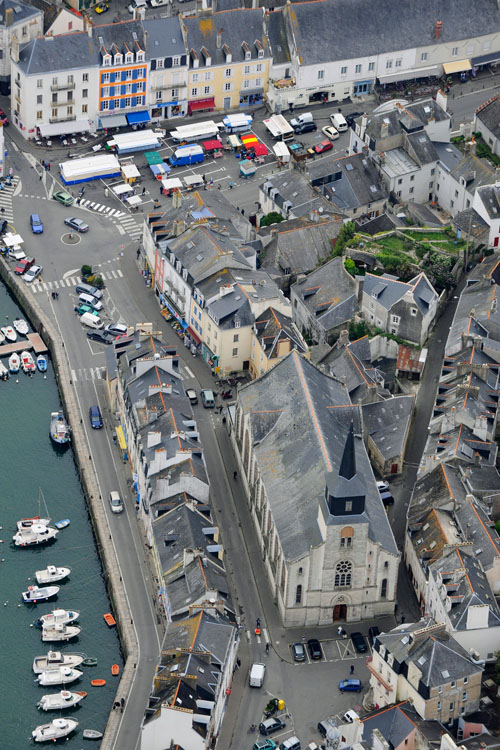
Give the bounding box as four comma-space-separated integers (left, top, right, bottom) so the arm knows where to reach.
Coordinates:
362, 396, 414, 461
184, 8, 270, 63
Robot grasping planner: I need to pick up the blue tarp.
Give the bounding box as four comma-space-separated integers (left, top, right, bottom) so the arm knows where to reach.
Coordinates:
127, 111, 150, 125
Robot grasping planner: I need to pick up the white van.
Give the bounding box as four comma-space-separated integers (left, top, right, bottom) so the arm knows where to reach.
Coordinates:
79, 293, 103, 311
330, 112, 348, 132
290, 112, 313, 129
80, 311, 104, 329
342, 710, 360, 724
128, 0, 147, 12
249, 663, 266, 688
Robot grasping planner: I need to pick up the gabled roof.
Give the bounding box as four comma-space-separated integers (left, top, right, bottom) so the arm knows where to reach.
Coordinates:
254, 306, 307, 358
362, 395, 414, 461
292, 256, 358, 331
476, 95, 500, 141
362, 703, 417, 750
184, 8, 270, 64
259, 217, 341, 276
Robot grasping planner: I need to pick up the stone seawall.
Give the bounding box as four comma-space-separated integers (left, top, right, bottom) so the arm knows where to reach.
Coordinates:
0, 257, 138, 748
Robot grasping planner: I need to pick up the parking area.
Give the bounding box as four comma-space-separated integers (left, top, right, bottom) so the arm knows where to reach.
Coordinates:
288, 635, 373, 666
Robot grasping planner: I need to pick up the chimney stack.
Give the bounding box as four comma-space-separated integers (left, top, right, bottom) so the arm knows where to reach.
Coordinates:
4, 8, 13, 27
216, 28, 223, 49
435, 20, 442, 39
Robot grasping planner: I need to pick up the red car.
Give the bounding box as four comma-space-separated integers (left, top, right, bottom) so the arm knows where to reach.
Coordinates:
14, 256, 35, 275
314, 139, 333, 154
0, 109, 9, 126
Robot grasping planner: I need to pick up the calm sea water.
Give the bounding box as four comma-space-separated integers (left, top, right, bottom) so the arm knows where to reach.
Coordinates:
0, 283, 122, 747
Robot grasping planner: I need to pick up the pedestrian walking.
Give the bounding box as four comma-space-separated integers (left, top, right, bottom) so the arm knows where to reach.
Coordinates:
337, 625, 343, 637
39, 173, 42, 181
202, 174, 206, 183
8, 167, 13, 177
142, 187, 146, 195
47, 162, 51, 171
210, 178, 213, 186
233, 470, 238, 480
41, 160, 45, 169
401, 614, 405, 624
137, 247, 141, 259
120, 697, 125, 713
265, 642, 270, 655
229, 180, 234, 189
350, 664, 354, 674
236, 657, 241, 669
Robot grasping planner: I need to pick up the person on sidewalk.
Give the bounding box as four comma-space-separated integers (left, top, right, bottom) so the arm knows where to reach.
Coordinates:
350, 664, 354, 674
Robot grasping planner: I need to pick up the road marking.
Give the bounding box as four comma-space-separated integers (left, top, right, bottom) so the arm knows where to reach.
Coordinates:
184, 366, 194, 378
63, 268, 80, 279
117, 269, 123, 277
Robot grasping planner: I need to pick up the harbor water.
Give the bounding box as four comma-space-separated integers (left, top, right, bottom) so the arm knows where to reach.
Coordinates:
0, 283, 122, 747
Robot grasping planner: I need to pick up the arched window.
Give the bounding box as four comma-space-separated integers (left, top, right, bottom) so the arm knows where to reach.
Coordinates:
381, 578, 388, 598
335, 560, 352, 588
340, 526, 354, 548
295, 584, 302, 604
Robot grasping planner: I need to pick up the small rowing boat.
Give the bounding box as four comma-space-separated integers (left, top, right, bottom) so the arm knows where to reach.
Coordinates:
83, 729, 103, 740
54, 519, 70, 530
90, 679, 106, 687
81, 656, 97, 667
103, 612, 116, 627
111, 664, 120, 676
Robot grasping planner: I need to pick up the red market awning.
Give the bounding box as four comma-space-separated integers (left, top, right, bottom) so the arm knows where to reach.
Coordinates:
202, 139, 223, 152
253, 142, 268, 156
188, 98, 215, 113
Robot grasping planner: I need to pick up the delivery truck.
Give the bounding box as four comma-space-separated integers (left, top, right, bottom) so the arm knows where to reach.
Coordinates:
169, 144, 205, 167
249, 663, 266, 687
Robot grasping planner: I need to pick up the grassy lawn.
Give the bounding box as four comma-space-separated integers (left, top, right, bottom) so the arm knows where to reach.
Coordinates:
403, 230, 451, 242
374, 235, 411, 253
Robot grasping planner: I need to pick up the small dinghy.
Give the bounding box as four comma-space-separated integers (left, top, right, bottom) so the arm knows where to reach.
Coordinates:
54, 519, 69, 530
83, 729, 103, 740
13, 317, 29, 336
81, 656, 97, 667
103, 612, 116, 627
23, 584, 60, 604
35, 565, 71, 585
90, 679, 106, 687
32, 717, 78, 743
8, 352, 20, 372
37, 666, 82, 686
42, 623, 82, 642
33, 651, 84, 674
111, 664, 120, 676
37, 689, 86, 711
21, 350, 35, 373
1, 325, 16, 342
36, 354, 47, 372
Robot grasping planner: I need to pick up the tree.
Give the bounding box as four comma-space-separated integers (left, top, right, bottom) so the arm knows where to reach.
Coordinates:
344, 258, 356, 277
349, 319, 370, 341
331, 221, 356, 257
260, 212, 284, 227
81, 264, 92, 278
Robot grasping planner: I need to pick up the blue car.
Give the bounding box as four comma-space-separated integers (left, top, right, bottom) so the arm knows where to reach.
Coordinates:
30, 213, 43, 234
339, 678, 362, 692
89, 405, 103, 429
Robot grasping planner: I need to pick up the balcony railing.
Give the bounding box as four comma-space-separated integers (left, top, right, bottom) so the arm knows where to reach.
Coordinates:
269, 77, 296, 91
366, 656, 394, 692
49, 99, 74, 108
48, 114, 76, 124
51, 82, 75, 92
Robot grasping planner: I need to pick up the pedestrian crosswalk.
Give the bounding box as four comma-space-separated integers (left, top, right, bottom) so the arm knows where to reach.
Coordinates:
0, 175, 19, 223
30, 268, 124, 294
77, 198, 142, 240
77, 198, 125, 218
71, 367, 106, 382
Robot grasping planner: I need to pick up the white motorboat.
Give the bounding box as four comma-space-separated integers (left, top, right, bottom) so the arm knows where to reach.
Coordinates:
17, 515, 50, 531
36, 608, 79, 628
13, 317, 29, 336
21, 350, 35, 372
0, 360, 8, 379
37, 689, 86, 711
37, 667, 82, 686
42, 623, 82, 642
32, 717, 78, 743
0, 328, 5, 343
8, 352, 20, 372
37, 354, 47, 372
23, 585, 60, 603
36, 565, 71, 585
49, 411, 71, 445
33, 651, 85, 674
1, 324, 16, 342
13, 523, 58, 547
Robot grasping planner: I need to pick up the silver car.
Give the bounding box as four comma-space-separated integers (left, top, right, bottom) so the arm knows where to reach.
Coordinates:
109, 491, 123, 514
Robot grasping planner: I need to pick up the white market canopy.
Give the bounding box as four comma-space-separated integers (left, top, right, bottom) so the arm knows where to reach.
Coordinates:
121, 163, 140, 179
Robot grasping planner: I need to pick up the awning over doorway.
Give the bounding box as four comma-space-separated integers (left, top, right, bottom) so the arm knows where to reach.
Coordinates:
377, 66, 441, 84
99, 114, 128, 128
443, 59, 471, 74
127, 110, 150, 125
472, 51, 500, 67
39, 119, 90, 137
188, 98, 215, 114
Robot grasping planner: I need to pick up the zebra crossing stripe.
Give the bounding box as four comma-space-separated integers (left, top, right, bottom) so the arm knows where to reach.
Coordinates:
98, 206, 106, 213
71, 370, 77, 382
117, 269, 123, 277
69, 278, 77, 285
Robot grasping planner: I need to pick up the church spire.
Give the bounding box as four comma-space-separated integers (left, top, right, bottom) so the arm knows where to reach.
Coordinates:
339, 420, 356, 480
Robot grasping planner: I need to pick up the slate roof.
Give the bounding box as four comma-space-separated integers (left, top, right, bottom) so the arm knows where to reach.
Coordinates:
363, 272, 437, 313
362, 396, 414, 461
238, 351, 398, 562
292, 256, 358, 332
362, 98, 450, 141
254, 306, 308, 358
259, 217, 342, 276
376, 620, 482, 685
0, 0, 40, 25
286, 0, 500, 65
17, 19, 147, 75
153, 503, 222, 576
476, 95, 500, 141
143, 17, 186, 59
362, 703, 416, 750
309, 153, 386, 213
165, 554, 233, 616
261, 170, 335, 218
405, 130, 438, 166
184, 9, 270, 64
325, 342, 384, 402
268, 9, 291, 66
476, 183, 500, 220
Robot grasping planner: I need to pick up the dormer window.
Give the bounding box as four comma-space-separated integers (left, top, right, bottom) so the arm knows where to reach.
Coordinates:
255, 39, 264, 59
114, 53, 123, 65
103, 54, 111, 67
223, 44, 232, 63
125, 53, 133, 64
190, 49, 199, 69
136, 51, 144, 62
258, 49, 264, 59
242, 41, 251, 61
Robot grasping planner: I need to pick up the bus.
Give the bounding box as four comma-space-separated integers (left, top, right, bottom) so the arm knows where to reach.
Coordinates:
170, 120, 221, 142
263, 114, 294, 142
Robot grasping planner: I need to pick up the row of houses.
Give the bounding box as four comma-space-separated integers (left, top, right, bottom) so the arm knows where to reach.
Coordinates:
8, 0, 500, 139
103, 327, 238, 750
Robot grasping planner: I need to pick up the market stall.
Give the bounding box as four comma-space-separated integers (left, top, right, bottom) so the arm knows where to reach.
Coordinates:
121, 163, 141, 184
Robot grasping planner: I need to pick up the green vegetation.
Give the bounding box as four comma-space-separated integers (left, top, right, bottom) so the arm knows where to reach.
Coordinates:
81, 264, 92, 278
374, 249, 414, 281
344, 258, 357, 277
331, 221, 356, 258
260, 212, 284, 227
476, 139, 500, 167
349, 319, 371, 341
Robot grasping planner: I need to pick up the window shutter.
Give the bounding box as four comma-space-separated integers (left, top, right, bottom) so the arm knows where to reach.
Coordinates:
151, 59, 156, 71
181, 55, 187, 66
165, 57, 172, 68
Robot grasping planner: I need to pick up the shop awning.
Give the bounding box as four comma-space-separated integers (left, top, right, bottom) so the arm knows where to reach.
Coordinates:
377, 65, 441, 84
127, 110, 150, 125
145, 151, 163, 165
39, 119, 90, 137
228, 134, 242, 149
116, 426, 127, 451
239, 87, 264, 96
472, 51, 500, 67
443, 59, 471, 74
187, 327, 201, 344
126, 194, 142, 205
188, 97, 215, 113
112, 183, 134, 196
100, 113, 128, 128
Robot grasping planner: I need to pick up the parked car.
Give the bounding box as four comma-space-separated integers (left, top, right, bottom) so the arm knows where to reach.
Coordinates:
104, 323, 128, 337
186, 388, 198, 405
293, 121, 317, 135
95, 1, 109, 11
368, 625, 380, 645
53, 190, 74, 206
376, 480, 389, 492
351, 631, 368, 653
346, 111, 363, 128
201, 389, 215, 408
322, 125, 339, 140
89, 405, 103, 429
381, 491, 394, 507
292, 642, 306, 662
253, 741, 277, 750
30, 213, 43, 234
342, 710, 360, 724
307, 638, 322, 660
259, 718, 286, 737
314, 139, 333, 154
0, 108, 9, 125
65, 217, 89, 233
339, 678, 362, 692
23, 264, 42, 282
87, 330, 115, 345
14, 256, 35, 275
109, 490, 123, 514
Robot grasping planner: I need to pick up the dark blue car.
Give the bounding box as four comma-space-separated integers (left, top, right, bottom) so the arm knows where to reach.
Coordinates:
89, 405, 103, 429
30, 213, 43, 234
